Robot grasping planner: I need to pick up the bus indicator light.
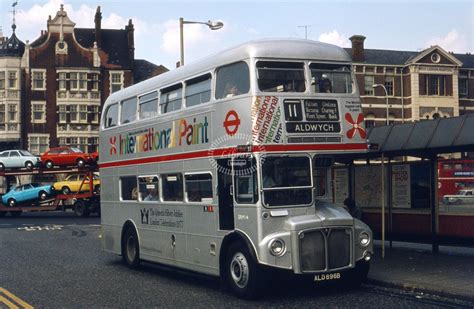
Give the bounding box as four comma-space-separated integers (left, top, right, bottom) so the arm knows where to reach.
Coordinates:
203, 205, 214, 213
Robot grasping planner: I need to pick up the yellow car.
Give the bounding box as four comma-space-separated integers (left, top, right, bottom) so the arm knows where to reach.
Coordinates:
53, 174, 100, 195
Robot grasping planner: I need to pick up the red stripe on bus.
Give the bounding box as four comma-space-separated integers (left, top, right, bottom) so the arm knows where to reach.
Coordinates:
99, 143, 367, 169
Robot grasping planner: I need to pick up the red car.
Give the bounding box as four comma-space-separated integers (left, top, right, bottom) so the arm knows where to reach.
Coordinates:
90, 151, 99, 164
41, 147, 91, 168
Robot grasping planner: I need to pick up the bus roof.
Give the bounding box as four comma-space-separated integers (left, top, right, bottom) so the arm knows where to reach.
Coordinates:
106, 39, 351, 104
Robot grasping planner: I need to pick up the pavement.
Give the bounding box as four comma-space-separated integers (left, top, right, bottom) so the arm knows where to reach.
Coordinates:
368, 240, 474, 301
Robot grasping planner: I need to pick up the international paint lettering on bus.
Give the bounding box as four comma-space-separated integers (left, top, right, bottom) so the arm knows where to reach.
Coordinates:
251, 96, 283, 144
112, 116, 209, 155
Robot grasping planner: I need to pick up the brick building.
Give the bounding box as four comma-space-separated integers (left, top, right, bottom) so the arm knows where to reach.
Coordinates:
347, 35, 474, 127
0, 5, 167, 154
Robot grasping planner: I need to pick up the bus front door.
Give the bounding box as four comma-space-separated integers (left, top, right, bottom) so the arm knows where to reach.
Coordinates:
217, 159, 234, 230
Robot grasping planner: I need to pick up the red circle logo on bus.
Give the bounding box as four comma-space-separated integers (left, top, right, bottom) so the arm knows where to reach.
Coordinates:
223, 110, 241, 136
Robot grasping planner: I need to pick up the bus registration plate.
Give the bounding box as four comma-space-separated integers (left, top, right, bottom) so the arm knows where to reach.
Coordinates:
314, 272, 341, 282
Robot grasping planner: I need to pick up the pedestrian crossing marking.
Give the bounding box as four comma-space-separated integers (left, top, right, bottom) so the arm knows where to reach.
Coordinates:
0, 288, 33, 309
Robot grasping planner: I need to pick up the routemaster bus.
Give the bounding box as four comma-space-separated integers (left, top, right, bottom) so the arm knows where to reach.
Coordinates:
99, 39, 373, 299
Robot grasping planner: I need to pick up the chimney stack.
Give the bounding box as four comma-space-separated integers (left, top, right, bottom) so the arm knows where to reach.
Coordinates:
126, 19, 135, 68
349, 35, 366, 62
94, 6, 102, 47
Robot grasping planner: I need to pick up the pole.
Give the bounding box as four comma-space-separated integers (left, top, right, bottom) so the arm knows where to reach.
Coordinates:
385, 94, 389, 125
179, 17, 184, 66
381, 153, 385, 259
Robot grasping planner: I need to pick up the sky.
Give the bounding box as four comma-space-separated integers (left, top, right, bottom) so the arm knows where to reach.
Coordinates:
0, 0, 473, 70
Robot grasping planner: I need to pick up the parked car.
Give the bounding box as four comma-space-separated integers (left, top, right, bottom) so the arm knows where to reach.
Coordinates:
0, 150, 40, 171
443, 189, 474, 205
40, 147, 91, 168
53, 174, 100, 194
90, 151, 99, 164
2, 183, 55, 207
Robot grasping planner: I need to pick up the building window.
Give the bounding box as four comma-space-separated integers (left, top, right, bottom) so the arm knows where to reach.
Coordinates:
424, 75, 447, 96
70, 72, 78, 90
31, 102, 46, 123
8, 71, 17, 89
89, 137, 99, 152
8, 105, 17, 121
79, 72, 87, 91
58, 137, 67, 146
0, 72, 5, 90
79, 137, 88, 152
58, 72, 67, 90
385, 76, 394, 96
110, 72, 123, 93
459, 78, 468, 98
364, 76, 374, 95
91, 73, 99, 91
70, 105, 78, 122
32, 70, 45, 90
59, 105, 67, 123
79, 105, 88, 123
91, 106, 99, 123
365, 114, 375, 128
29, 134, 49, 155
0, 105, 5, 123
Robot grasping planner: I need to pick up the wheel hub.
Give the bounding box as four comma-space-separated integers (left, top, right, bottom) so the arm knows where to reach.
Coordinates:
230, 252, 249, 288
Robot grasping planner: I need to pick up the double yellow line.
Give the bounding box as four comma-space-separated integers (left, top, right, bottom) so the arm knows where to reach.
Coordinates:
0, 288, 33, 309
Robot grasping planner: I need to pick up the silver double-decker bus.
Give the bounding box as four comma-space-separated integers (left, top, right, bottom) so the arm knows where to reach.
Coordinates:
99, 39, 373, 299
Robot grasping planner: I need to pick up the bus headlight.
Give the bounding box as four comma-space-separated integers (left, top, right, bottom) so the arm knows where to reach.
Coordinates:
269, 238, 286, 256
359, 232, 370, 247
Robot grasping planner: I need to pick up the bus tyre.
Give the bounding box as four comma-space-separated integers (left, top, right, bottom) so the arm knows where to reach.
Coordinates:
74, 200, 89, 217
122, 227, 140, 269
225, 242, 262, 300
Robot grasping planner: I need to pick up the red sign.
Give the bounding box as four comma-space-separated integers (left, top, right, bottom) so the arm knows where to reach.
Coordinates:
223, 110, 241, 136
345, 113, 366, 139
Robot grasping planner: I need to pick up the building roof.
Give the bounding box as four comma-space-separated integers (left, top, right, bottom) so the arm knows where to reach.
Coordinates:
345, 48, 474, 69
133, 59, 168, 83
0, 32, 25, 57
75, 28, 133, 68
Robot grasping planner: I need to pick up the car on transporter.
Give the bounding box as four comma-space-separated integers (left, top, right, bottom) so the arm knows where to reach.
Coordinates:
53, 174, 101, 194
40, 147, 92, 168
0, 150, 41, 171
1, 183, 55, 207
442, 189, 474, 205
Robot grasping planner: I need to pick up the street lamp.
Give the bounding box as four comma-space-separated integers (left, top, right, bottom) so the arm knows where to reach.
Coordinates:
179, 17, 224, 66
372, 84, 389, 126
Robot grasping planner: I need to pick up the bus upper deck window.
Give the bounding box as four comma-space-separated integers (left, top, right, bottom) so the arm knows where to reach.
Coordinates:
215, 61, 250, 99
121, 97, 137, 124
160, 84, 183, 114
104, 103, 118, 128
185, 74, 211, 107
257, 61, 305, 93
139, 92, 158, 119
310, 63, 353, 94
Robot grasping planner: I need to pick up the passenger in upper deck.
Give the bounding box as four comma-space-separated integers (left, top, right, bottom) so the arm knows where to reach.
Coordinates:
223, 82, 242, 97
319, 78, 333, 93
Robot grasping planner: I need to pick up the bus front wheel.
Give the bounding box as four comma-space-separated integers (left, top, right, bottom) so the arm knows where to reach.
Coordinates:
225, 242, 262, 299
122, 226, 140, 269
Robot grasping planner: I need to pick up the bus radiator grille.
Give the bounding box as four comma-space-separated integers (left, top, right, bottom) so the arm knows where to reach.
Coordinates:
299, 228, 352, 272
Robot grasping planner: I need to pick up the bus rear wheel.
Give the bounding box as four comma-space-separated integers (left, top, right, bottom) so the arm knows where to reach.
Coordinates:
225, 242, 262, 299
122, 226, 140, 268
